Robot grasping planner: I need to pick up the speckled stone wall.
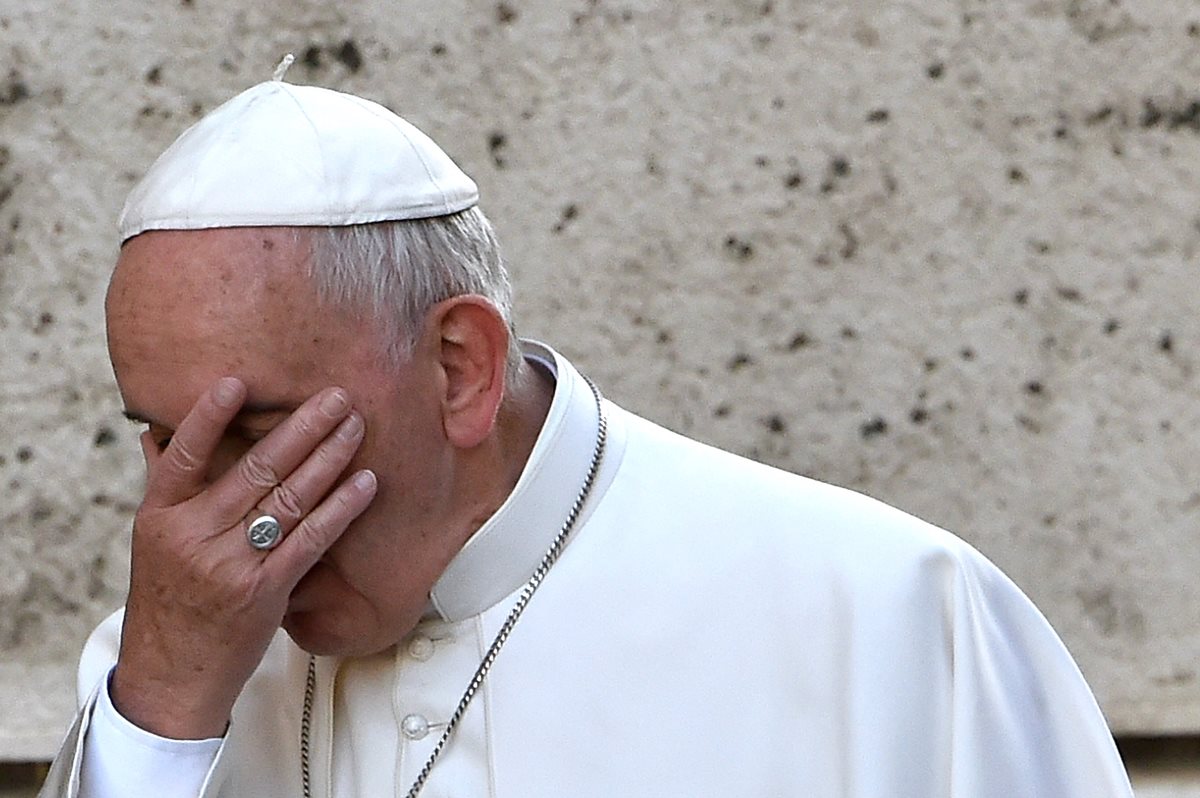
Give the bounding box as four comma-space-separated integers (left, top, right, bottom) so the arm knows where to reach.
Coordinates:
3, 0, 1199, 757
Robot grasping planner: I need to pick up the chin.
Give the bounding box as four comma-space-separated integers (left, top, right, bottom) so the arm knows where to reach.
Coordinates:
282, 611, 385, 658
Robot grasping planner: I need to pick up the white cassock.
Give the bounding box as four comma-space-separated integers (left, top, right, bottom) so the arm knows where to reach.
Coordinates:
40, 341, 1133, 798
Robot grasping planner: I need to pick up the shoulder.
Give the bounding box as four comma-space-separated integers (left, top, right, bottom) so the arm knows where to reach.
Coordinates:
609, 404, 977, 564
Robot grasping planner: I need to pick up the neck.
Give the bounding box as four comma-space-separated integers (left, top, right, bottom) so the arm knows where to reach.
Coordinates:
443, 358, 556, 550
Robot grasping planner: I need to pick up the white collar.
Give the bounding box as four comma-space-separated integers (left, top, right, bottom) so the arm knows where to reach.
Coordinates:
428, 340, 613, 622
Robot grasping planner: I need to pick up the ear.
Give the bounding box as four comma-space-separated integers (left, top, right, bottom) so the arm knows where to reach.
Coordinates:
426, 295, 510, 449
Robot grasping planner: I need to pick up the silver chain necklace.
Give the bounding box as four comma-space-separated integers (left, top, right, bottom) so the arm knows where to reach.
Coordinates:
300, 377, 607, 798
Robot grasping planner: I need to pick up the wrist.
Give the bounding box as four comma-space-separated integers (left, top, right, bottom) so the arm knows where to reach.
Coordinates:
110, 661, 233, 740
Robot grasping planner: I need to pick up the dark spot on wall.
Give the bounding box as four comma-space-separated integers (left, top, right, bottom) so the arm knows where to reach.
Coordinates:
960, 347, 975, 360
0, 69, 29, 106
655, 329, 671, 344
302, 45, 323, 69
927, 61, 945, 79
190, 102, 203, 117
34, 311, 53, 333
831, 156, 851, 177
1152, 669, 1196, 686
1054, 125, 1069, 139
723, 235, 754, 260
1104, 318, 1120, 334
497, 2, 518, 23
146, 65, 163, 85
1141, 98, 1200, 132
909, 407, 928, 424
488, 131, 507, 168
1024, 380, 1044, 395
727, 353, 754, 371
91, 493, 111, 506
783, 171, 803, 189
763, 414, 787, 434
1189, 22, 1200, 37
1085, 105, 1114, 125
93, 426, 117, 447
866, 108, 890, 123
860, 416, 888, 438
754, 155, 769, 168
787, 333, 810, 350
15, 446, 32, 463
1008, 166, 1027, 183
334, 40, 363, 73
30, 501, 52, 522
1030, 240, 1051, 254
551, 204, 578, 234
1013, 288, 1029, 305
771, 97, 784, 110
1159, 331, 1174, 352
713, 404, 731, 418
1077, 586, 1121, 636
840, 326, 857, 339
1016, 414, 1040, 433
1056, 286, 1082, 302
1141, 100, 1163, 128
838, 222, 858, 259
261, 238, 275, 251
431, 43, 447, 56
760, 1, 773, 14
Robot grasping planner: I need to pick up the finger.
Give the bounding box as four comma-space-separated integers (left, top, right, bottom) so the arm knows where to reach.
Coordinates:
249, 411, 365, 533
146, 377, 247, 505
208, 387, 353, 525
265, 469, 378, 588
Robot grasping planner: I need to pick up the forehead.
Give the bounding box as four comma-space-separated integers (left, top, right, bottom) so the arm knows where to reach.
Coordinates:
106, 227, 376, 424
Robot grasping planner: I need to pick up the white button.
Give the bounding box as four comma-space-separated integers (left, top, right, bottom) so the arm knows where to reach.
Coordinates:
407, 635, 435, 661
401, 713, 430, 741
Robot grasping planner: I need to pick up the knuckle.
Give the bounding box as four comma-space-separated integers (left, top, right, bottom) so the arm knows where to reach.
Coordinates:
291, 413, 319, 440
287, 517, 329, 561
236, 451, 280, 490
269, 481, 306, 522
166, 437, 203, 474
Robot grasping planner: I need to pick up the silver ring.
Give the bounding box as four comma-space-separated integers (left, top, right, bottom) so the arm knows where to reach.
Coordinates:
246, 514, 282, 551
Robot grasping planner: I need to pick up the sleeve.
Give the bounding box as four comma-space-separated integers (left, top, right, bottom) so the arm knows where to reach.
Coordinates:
944, 545, 1135, 798
37, 610, 232, 798
78, 669, 224, 798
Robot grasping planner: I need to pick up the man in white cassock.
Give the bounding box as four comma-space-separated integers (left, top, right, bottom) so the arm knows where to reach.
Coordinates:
39, 65, 1134, 798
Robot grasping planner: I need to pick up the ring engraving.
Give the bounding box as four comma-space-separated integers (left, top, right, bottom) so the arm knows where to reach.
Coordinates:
247, 514, 283, 551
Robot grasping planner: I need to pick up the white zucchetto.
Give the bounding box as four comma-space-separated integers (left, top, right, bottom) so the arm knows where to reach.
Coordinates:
118, 76, 479, 242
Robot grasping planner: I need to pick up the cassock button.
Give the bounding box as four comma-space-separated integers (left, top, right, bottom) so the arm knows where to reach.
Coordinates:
401, 713, 430, 741
408, 635, 435, 661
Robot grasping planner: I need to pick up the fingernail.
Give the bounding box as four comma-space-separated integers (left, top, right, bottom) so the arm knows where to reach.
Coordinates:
320, 388, 349, 416
336, 412, 363, 440
354, 470, 377, 490
213, 378, 242, 408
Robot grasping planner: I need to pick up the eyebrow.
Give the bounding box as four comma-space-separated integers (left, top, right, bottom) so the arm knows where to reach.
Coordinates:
122, 403, 295, 427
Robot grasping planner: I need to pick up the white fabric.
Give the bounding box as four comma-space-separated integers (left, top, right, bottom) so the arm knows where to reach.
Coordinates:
79, 670, 223, 798
117, 79, 478, 242
60, 342, 1133, 798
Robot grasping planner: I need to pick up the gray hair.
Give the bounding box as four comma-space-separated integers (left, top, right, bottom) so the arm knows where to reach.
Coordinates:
304, 207, 521, 373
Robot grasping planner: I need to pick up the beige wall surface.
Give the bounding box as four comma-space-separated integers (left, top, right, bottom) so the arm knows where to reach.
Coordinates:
3, 0, 1200, 758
